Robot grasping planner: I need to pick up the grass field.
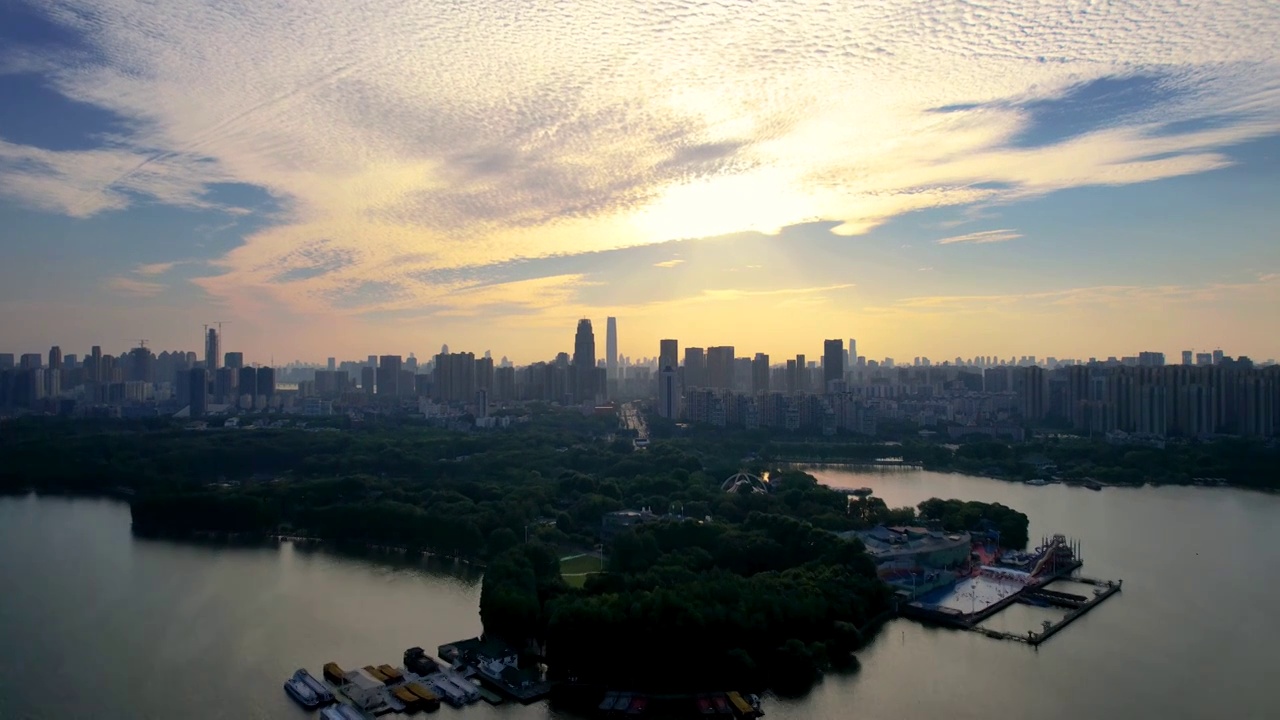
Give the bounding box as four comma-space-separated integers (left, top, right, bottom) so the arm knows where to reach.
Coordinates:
559, 553, 603, 576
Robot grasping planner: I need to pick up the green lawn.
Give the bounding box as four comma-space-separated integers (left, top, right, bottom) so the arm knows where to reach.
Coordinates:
558, 550, 601, 579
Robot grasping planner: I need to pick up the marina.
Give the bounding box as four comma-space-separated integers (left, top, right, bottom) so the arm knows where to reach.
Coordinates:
899, 533, 1122, 646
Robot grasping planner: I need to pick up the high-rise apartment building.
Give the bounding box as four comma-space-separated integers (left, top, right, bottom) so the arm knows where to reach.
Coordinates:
606, 317, 618, 380
433, 352, 478, 402
361, 366, 375, 395
1182, 350, 1194, 366
752, 353, 770, 394
204, 328, 220, 370
188, 367, 207, 416
377, 355, 402, 397
573, 319, 596, 402
823, 339, 844, 391
706, 346, 735, 390
224, 352, 244, 369
658, 365, 680, 419
684, 347, 706, 388
256, 366, 276, 400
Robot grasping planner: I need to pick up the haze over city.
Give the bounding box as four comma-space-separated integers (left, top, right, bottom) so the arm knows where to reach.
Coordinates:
2, 1, 1279, 362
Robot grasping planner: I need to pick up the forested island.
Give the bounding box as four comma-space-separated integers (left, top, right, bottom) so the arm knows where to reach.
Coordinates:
0, 411, 1035, 693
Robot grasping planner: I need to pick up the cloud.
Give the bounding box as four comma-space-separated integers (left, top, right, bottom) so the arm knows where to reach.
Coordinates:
936, 229, 1023, 245
104, 276, 165, 297
1, 0, 1278, 327
134, 261, 181, 276
653, 259, 684, 268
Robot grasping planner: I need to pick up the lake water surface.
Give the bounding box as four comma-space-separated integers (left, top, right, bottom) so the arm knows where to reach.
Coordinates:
2, 469, 1275, 719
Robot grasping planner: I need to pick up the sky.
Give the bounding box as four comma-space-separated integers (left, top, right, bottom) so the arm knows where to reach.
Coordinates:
1, 0, 1278, 365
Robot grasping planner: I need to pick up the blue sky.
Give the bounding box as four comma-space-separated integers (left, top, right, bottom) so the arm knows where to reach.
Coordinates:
1, 1, 1278, 364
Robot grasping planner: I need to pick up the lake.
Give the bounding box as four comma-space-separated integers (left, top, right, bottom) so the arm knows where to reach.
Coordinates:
2, 469, 1276, 720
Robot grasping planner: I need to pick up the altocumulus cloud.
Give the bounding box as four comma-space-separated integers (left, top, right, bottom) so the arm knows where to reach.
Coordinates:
0, 0, 1278, 320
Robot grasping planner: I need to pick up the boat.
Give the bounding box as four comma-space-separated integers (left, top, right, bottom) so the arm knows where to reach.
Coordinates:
405, 647, 438, 676
391, 684, 421, 713
1026, 478, 1048, 486
296, 668, 335, 705
727, 692, 755, 718
405, 682, 442, 712
430, 678, 467, 707
284, 672, 322, 710
695, 695, 715, 715
614, 693, 633, 712
363, 665, 389, 684
599, 692, 619, 712
323, 661, 346, 685
712, 694, 731, 714
1083, 480, 1103, 491
377, 664, 404, 683
627, 696, 648, 714
320, 705, 367, 720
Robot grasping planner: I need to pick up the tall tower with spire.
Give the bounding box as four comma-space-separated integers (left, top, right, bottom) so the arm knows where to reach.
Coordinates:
606, 317, 618, 380
573, 318, 596, 403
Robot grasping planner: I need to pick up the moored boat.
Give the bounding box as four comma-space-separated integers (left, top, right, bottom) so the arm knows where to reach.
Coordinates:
323, 661, 346, 685
284, 673, 322, 710
296, 668, 335, 705
695, 695, 715, 715
405, 681, 442, 712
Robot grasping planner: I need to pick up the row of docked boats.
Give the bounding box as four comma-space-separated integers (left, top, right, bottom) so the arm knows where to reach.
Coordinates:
289, 646, 496, 715
597, 691, 762, 718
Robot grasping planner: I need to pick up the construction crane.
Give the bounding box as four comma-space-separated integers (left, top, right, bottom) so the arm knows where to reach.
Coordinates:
128, 339, 149, 349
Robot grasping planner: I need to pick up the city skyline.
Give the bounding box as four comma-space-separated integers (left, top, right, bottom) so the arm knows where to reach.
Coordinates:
1, 2, 1279, 360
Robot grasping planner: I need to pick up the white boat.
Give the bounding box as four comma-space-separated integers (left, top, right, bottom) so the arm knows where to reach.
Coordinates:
1026, 478, 1048, 486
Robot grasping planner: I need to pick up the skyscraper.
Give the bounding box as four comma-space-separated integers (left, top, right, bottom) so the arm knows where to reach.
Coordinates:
706, 346, 735, 390
659, 339, 678, 373
752, 353, 770, 394
848, 339, 857, 365
205, 327, 220, 370
683, 347, 706, 388
573, 319, 596, 402
238, 366, 257, 407
377, 355, 402, 396
188, 367, 207, 416
606, 317, 618, 380
256, 366, 276, 401
89, 345, 101, 383
224, 352, 244, 369
823, 339, 844, 391
658, 365, 680, 419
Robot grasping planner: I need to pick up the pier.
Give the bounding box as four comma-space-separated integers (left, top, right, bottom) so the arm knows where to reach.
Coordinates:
977, 576, 1122, 646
